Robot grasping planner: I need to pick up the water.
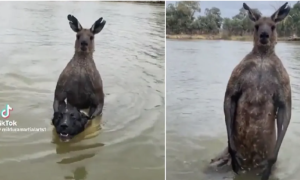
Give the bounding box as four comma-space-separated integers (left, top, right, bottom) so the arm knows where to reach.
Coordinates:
166, 39, 300, 180
0, 2, 165, 180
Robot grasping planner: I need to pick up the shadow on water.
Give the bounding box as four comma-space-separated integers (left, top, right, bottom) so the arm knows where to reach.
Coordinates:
0, 1, 165, 180
166, 40, 300, 180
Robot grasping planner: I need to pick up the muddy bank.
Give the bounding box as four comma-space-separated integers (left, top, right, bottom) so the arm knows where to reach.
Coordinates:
166, 34, 251, 41
167, 34, 299, 42
286, 37, 300, 41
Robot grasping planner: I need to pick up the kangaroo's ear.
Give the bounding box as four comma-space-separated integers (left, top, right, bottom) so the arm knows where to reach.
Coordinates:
90, 17, 106, 34
243, 3, 261, 22
271, 2, 290, 23
67, 14, 82, 32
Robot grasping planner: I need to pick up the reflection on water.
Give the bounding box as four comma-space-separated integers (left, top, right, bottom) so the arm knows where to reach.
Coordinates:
51, 117, 102, 145
52, 119, 103, 165
166, 40, 300, 180
0, 2, 165, 180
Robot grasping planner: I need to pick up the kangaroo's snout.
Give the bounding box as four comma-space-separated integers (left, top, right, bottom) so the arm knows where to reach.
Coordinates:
81, 41, 88, 46
80, 40, 88, 51
259, 31, 269, 44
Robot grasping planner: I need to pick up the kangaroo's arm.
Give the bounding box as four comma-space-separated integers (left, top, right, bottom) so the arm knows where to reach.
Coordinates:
88, 72, 104, 119
53, 70, 70, 112
224, 63, 244, 174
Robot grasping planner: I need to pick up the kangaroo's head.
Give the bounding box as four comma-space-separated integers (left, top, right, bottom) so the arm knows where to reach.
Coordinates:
67, 14, 106, 53
243, 2, 290, 47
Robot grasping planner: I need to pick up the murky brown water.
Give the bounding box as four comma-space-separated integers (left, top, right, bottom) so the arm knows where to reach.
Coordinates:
0, 2, 165, 180
166, 40, 300, 180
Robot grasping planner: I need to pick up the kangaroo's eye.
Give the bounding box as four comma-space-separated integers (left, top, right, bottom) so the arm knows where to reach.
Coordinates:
76, 35, 80, 39
255, 25, 259, 31
271, 25, 275, 31
90, 36, 94, 40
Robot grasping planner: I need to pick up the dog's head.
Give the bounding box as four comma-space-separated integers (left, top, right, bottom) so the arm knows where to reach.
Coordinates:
52, 104, 90, 142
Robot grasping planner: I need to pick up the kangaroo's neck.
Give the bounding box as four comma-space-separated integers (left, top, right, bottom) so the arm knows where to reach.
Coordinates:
72, 52, 94, 65
252, 44, 275, 57
73, 51, 94, 59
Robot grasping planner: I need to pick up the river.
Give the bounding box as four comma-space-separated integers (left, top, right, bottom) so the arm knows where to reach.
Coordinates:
166, 39, 300, 180
0, 2, 165, 180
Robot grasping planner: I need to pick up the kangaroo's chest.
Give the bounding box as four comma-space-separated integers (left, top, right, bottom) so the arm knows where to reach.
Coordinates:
242, 59, 280, 92
68, 71, 94, 91
64, 68, 95, 105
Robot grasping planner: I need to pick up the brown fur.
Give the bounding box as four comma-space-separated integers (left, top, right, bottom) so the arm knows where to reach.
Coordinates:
53, 15, 106, 119
213, 3, 292, 180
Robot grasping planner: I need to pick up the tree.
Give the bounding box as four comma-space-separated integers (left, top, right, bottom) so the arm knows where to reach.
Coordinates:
166, 1, 201, 34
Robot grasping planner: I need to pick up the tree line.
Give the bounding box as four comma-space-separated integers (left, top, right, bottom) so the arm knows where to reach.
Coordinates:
166, 1, 300, 37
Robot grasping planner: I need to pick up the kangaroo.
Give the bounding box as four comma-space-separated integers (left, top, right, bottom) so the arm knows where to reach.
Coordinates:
210, 2, 292, 180
52, 15, 106, 140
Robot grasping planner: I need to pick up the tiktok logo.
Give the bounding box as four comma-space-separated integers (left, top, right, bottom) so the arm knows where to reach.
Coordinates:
1, 104, 13, 119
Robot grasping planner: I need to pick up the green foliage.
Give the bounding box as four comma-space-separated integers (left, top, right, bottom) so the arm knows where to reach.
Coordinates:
166, 1, 300, 37
166, 1, 201, 34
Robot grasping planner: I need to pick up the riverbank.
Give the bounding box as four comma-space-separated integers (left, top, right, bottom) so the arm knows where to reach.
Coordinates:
166, 34, 300, 42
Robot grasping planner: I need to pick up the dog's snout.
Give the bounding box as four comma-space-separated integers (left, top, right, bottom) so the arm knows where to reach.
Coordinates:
60, 123, 68, 129
81, 41, 88, 46
260, 32, 269, 39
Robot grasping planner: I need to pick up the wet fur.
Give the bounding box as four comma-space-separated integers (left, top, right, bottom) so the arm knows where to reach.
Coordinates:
212, 2, 292, 180
53, 15, 106, 119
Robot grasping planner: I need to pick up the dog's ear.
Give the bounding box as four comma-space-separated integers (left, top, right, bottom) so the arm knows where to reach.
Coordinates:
52, 112, 62, 125
53, 112, 62, 120
80, 112, 90, 120
76, 107, 81, 113
79, 112, 91, 129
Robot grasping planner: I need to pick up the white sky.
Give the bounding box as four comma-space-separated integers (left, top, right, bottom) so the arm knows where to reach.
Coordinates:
166, 1, 297, 18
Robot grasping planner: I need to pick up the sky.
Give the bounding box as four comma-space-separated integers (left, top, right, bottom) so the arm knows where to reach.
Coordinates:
166, 1, 297, 18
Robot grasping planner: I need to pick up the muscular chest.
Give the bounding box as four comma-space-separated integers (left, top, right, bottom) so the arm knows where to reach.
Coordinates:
241, 59, 280, 92
65, 69, 95, 93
